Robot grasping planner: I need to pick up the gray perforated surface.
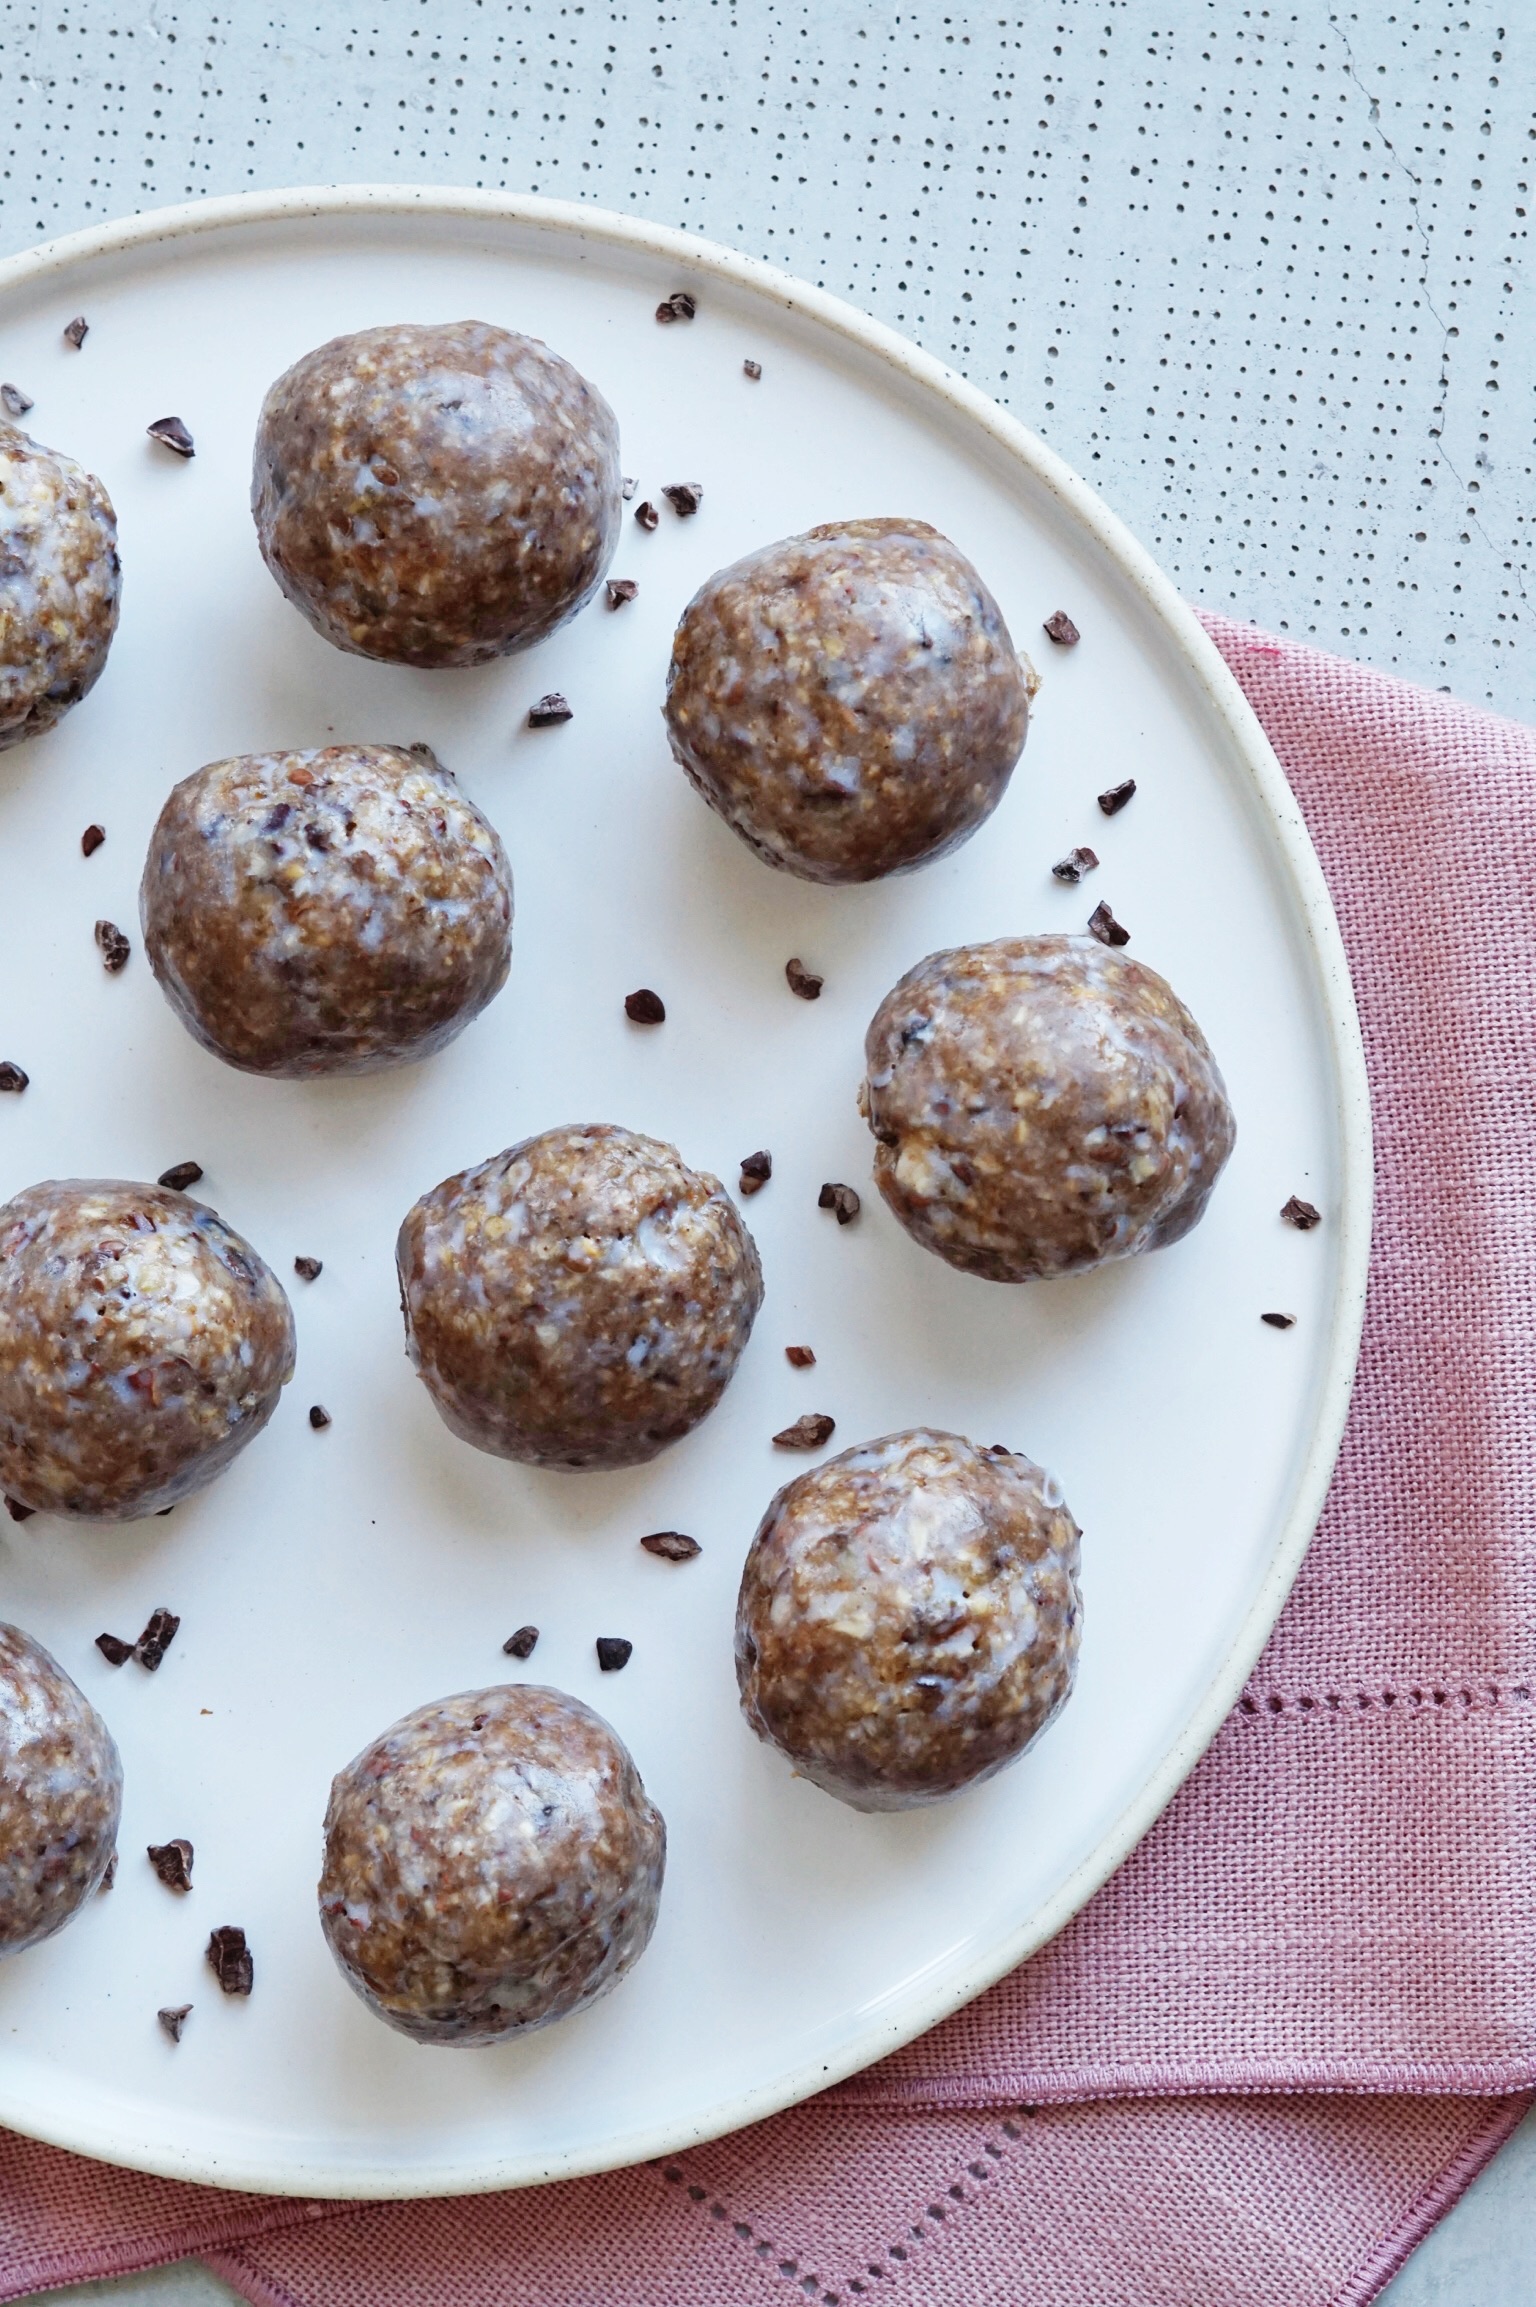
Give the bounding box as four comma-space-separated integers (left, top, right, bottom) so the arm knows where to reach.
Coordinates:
2, 0, 1529, 716
0, 2, 1530, 2298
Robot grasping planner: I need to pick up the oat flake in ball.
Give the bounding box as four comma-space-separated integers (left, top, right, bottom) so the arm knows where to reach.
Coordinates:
0, 1180, 296, 1521
319, 1683, 666, 2044
252, 321, 621, 667
141, 744, 513, 1079
861, 934, 1236, 1283
0, 1624, 121, 1954
0, 425, 120, 750
663, 518, 1034, 884
736, 1429, 1081, 1812
398, 1124, 763, 1471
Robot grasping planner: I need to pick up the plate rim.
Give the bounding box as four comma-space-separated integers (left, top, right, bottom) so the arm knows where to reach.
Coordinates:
0, 184, 1373, 2197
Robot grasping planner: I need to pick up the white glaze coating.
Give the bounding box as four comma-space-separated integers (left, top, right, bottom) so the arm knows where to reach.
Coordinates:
140, 744, 513, 1078
0, 425, 119, 749
0, 1623, 121, 1955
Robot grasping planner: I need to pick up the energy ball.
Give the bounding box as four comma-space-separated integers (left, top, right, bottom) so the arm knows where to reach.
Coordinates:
398, 1124, 763, 1471
141, 743, 513, 1078
252, 321, 621, 666
0, 1624, 121, 1954
861, 935, 1236, 1283
319, 1683, 666, 2045
0, 1180, 296, 1521
0, 425, 120, 750
663, 518, 1033, 883
736, 1429, 1081, 1812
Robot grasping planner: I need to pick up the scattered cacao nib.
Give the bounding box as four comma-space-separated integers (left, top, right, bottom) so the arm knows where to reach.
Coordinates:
309, 1404, 332, 1430
1051, 845, 1099, 884
95, 919, 131, 973
96, 1632, 134, 1667
63, 315, 88, 350
596, 1635, 633, 1671
640, 1530, 701, 1563
774, 1413, 836, 1450
785, 956, 823, 1001
785, 1345, 816, 1368
1042, 610, 1081, 647
99, 1852, 117, 1892
1281, 1196, 1322, 1231
147, 1838, 194, 1894
157, 1160, 203, 1192
635, 498, 660, 531
157, 2004, 192, 2043
4, 1497, 34, 1522
293, 1255, 323, 1281
662, 482, 703, 517
1097, 778, 1137, 816
502, 1624, 540, 1660
625, 986, 666, 1024
739, 1149, 772, 1191
655, 290, 696, 322
207, 1925, 253, 1996
606, 577, 638, 608
81, 822, 106, 856
818, 1181, 861, 1225
146, 415, 195, 459
1, 383, 33, 418
528, 692, 573, 727
134, 1608, 181, 1671
621, 475, 638, 500
1261, 1311, 1298, 1330
743, 358, 762, 380
0, 1063, 29, 1093
1087, 901, 1130, 948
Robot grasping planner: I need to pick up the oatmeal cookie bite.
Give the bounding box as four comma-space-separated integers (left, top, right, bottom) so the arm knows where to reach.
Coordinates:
663, 518, 1033, 883
736, 1429, 1081, 1811
252, 321, 621, 666
0, 1180, 295, 1521
0, 1625, 122, 1954
0, 424, 120, 749
140, 743, 513, 1078
319, 1683, 665, 2044
398, 1125, 763, 1471
861, 934, 1235, 1282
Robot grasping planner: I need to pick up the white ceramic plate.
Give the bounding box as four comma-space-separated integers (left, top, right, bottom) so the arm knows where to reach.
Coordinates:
0, 189, 1370, 2197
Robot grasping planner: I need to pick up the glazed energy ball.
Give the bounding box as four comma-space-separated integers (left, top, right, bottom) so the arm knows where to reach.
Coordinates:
319, 1683, 666, 2045
0, 1180, 296, 1521
140, 744, 513, 1078
861, 935, 1236, 1283
663, 518, 1033, 883
252, 321, 621, 667
0, 1624, 121, 1955
736, 1430, 1081, 1812
398, 1125, 763, 1471
0, 425, 120, 750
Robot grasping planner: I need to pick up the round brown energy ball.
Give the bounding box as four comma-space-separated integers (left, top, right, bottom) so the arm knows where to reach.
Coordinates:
0, 425, 120, 750
397, 1124, 763, 1471
251, 320, 622, 666
736, 1429, 1081, 1812
663, 518, 1033, 883
860, 935, 1236, 1283
318, 1683, 666, 2045
140, 743, 513, 1078
0, 1180, 296, 1521
0, 1624, 122, 1955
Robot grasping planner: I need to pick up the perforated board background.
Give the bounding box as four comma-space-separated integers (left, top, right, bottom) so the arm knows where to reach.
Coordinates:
1, 0, 1530, 717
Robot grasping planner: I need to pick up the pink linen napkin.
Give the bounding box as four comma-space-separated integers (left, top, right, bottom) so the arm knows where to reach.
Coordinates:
1, 613, 1532, 2306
